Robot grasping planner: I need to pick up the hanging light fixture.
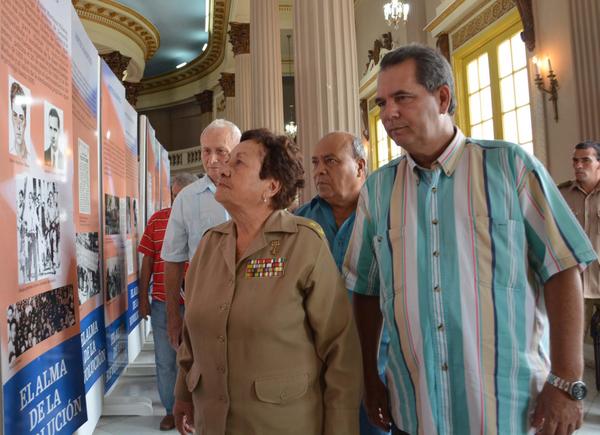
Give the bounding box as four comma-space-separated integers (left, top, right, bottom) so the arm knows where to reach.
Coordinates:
284, 121, 297, 138
383, 0, 410, 29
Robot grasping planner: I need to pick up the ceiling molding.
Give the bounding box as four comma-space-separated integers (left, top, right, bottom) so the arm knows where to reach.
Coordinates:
138, 0, 231, 95
72, 0, 160, 61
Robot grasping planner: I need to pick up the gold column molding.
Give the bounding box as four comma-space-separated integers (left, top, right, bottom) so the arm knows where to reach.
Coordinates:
452, 0, 516, 50
72, 0, 160, 61
219, 73, 235, 97
138, 0, 231, 95
229, 22, 250, 56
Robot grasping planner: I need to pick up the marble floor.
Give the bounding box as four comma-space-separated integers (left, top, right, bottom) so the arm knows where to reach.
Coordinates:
94, 366, 600, 435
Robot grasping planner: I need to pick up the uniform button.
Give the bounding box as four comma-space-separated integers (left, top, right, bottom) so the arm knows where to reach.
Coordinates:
432, 187, 437, 193
219, 395, 227, 403
432, 219, 438, 225
433, 250, 439, 257
437, 323, 444, 331
441, 362, 448, 371
280, 391, 288, 400
217, 365, 226, 374
433, 285, 441, 292
228, 277, 234, 285
219, 303, 229, 312
217, 335, 225, 343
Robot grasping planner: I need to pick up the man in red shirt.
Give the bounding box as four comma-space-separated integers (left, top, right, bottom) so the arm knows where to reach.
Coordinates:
138, 172, 197, 431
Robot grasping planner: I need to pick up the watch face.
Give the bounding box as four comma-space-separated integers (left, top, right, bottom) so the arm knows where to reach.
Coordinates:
571, 382, 587, 400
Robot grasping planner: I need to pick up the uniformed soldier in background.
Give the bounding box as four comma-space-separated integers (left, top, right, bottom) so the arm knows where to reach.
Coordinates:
559, 140, 600, 372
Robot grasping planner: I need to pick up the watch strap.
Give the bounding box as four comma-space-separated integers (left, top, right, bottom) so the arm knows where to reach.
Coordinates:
546, 372, 571, 392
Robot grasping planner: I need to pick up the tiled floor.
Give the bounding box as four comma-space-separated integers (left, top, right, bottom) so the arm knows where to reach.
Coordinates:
93, 374, 176, 435
94, 367, 600, 434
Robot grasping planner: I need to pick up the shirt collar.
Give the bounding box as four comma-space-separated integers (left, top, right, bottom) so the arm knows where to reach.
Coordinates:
572, 180, 600, 195
211, 209, 298, 235
405, 128, 466, 177
196, 175, 217, 194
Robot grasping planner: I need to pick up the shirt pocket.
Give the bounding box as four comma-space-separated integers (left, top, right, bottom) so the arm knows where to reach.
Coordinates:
254, 372, 309, 404
185, 363, 202, 392
473, 216, 525, 290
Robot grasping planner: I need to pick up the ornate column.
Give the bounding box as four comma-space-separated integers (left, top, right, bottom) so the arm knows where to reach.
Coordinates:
294, 0, 361, 199
228, 22, 251, 132
217, 72, 236, 123
250, 0, 284, 132
196, 90, 214, 131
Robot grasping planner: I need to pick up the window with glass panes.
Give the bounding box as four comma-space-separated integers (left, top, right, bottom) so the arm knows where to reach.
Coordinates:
455, 14, 534, 154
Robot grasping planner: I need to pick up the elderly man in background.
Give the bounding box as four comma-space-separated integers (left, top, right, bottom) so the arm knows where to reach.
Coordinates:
345, 44, 595, 435
138, 172, 197, 431
559, 141, 600, 371
161, 119, 241, 350
296, 132, 390, 435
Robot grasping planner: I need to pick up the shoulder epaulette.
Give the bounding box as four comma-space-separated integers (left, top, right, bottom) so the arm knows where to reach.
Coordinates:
557, 180, 574, 189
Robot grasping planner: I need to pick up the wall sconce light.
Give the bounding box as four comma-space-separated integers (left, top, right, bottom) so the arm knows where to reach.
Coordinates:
532, 56, 559, 122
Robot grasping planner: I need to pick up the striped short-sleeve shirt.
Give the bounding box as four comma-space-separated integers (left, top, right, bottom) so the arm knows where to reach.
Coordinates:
138, 207, 184, 303
344, 129, 596, 435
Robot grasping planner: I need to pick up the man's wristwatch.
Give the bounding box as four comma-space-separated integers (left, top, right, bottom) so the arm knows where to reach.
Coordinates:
546, 372, 587, 400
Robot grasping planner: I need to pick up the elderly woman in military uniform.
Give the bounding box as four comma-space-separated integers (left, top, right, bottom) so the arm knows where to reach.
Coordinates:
173, 129, 362, 435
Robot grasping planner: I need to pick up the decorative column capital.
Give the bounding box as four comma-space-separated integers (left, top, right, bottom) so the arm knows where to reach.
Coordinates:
124, 81, 141, 106
228, 22, 250, 55
195, 90, 214, 114
100, 51, 131, 79
514, 0, 535, 51
219, 73, 235, 97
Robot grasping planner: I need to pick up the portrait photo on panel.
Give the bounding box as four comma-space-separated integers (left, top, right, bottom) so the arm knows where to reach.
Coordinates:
8, 77, 32, 162
17, 175, 61, 285
105, 255, 124, 301
43, 102, 65, 172
76, 232, 100, 305
104, 193, 121, 235
6, 285, 76, 366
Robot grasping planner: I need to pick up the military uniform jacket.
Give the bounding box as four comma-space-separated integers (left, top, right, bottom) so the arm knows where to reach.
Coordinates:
559, 180, 600, 298
175, 210, 362, 435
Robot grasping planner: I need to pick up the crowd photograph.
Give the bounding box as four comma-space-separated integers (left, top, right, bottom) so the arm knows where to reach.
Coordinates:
16, 175, 61, 285
7, 285, 76, 366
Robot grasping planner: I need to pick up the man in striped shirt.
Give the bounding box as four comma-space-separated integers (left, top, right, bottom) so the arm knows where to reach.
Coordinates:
344, 44, 596, 435
138, 172, 197, 431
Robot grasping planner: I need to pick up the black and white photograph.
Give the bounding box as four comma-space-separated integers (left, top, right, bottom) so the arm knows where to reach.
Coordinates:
8, 76, 32, 162
76, 232, 100, 305
6, 285, 76, 366
104, 193, 120, 235
17, 175, 61, 285
43, 102, 65, 172
105, 255, 125, 301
